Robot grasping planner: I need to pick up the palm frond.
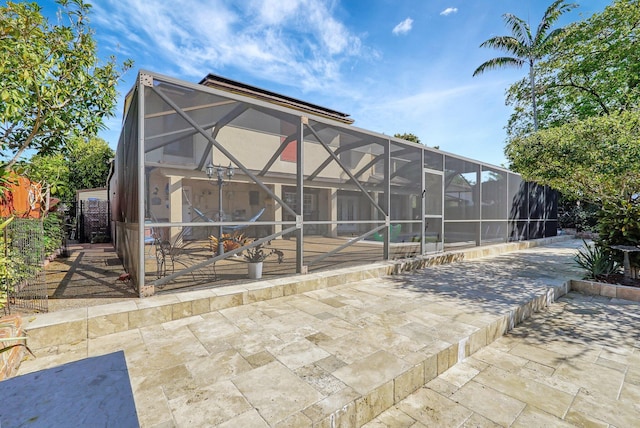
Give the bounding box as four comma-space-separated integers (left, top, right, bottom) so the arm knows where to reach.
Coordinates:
535, 0, 578, 47
503, 13, 533, 46
473, 57, 523, 76
574, 240, 619, 280
479, 36, 527, 57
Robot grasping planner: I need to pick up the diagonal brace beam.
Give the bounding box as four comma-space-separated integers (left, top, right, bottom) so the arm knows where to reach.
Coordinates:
197, 104, 249, 170
309, 224, 386, 266
258, 133, 297, 176
307, 139, 372, 181
151, 86, 297, 218
305, 123, 386, 217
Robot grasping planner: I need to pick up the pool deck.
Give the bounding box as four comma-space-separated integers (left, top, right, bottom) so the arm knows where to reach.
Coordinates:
15, 238, 640, 427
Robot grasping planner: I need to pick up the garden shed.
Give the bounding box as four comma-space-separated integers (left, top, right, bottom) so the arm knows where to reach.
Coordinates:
111, 70, 557, 296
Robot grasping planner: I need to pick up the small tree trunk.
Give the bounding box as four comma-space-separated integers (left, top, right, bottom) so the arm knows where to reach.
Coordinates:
529, 60, 539, 131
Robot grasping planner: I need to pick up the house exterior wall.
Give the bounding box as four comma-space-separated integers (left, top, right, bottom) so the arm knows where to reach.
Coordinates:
76, 188, 108, 202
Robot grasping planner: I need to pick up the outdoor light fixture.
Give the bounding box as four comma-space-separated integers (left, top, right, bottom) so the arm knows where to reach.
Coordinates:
206, 162, 215, 180
205, 161, 235, 256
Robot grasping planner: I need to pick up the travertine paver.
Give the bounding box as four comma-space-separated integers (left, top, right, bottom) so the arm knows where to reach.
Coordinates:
19, 240, 616, 427
368, 291, 640, 427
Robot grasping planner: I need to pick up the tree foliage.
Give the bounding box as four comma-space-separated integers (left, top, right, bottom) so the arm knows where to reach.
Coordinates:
24, 137, 113, 201
506, 0, 640, 138
0, 0, 131, 169
502, 0, 640, 255
506, 111, 640, 205
474, 0, 577, 130
25, 153, 70, 200
394, 133, 421, 144
506, 110, 640, 252
66, 137, 114, 193
505, 0, 640, 205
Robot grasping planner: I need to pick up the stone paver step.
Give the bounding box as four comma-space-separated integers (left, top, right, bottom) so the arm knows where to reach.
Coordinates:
367, 291, 640, 427
18, 237, 582, 426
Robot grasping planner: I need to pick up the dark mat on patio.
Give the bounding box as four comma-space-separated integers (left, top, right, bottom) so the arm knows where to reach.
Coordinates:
0, 351, 139, 428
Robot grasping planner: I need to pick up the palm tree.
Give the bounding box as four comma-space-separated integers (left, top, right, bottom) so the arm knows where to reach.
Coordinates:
473, 0, 577, 131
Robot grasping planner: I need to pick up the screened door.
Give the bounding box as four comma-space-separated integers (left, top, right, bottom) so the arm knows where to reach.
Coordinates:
424, 170, 443, 253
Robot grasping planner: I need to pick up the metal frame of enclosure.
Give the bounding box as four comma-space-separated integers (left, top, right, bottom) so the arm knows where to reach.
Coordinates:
111, 70, 557, 296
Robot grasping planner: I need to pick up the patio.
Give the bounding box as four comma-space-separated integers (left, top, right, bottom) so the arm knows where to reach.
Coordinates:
18, 238, 640, 426
368, 287, 640, 427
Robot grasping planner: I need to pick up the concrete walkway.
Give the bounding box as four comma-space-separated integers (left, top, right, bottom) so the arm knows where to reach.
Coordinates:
45, 243, 137, 311
16, 239, 640, 427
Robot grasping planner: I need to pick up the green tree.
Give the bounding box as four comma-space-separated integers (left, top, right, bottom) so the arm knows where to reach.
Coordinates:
506, 110, 640, 252
502, 1, 640, 261
0, 0, 131, 169
394, 133, 421, 144
505, 0, 640, 137
506, 111, 640, 204
24, 153, 71, 200
473, 0, 577, 131
67, 137, 114, 192
23, 136, 113, 201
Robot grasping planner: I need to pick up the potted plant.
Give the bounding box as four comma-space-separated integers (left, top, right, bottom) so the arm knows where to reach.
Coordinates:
243, 240, 284, 279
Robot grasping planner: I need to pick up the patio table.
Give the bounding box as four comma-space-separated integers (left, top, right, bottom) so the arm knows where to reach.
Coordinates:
610, 244, 640, 280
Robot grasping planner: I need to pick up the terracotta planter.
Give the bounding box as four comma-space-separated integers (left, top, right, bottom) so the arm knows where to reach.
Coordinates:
0, 314, 26, 380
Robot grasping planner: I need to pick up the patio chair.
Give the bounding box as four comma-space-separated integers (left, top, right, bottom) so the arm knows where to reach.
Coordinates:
154, 228, 218, 283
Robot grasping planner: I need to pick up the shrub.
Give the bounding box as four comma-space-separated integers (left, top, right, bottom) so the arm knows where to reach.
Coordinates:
558, 197, 599, 232
43, 212, 64, 256
596, 200, 640, 268
575, 240, 619, 280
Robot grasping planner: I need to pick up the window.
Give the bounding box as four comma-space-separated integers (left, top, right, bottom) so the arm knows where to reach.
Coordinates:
164, 136, 194, 159
283, 192, 313, 213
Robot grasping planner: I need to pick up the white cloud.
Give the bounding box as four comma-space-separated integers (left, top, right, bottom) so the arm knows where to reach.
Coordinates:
91, 0, 366, 91
392, 18, 413, 35
440, 7, 458, 16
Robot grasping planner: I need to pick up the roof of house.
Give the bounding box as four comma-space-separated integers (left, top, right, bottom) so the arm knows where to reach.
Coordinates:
199, 73, 354, 124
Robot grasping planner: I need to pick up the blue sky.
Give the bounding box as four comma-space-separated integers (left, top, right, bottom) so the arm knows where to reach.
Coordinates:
42, 0, 612, 168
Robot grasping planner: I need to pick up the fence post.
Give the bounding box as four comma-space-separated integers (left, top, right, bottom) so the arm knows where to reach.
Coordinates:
79, 201, 85, 243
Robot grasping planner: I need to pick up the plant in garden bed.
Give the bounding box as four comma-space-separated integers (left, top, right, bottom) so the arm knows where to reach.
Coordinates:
575, 240, 620, 281
0, 217, 16, 312
43, 212, 64, 256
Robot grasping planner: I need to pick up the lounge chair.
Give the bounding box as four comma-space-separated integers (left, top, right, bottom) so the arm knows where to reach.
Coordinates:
222, 208, 265, 233
189, 205, 265, 234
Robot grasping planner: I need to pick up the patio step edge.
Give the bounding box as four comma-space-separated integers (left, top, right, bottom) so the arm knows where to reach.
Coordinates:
25, 235, 573, 351
299, 280, 572, 426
